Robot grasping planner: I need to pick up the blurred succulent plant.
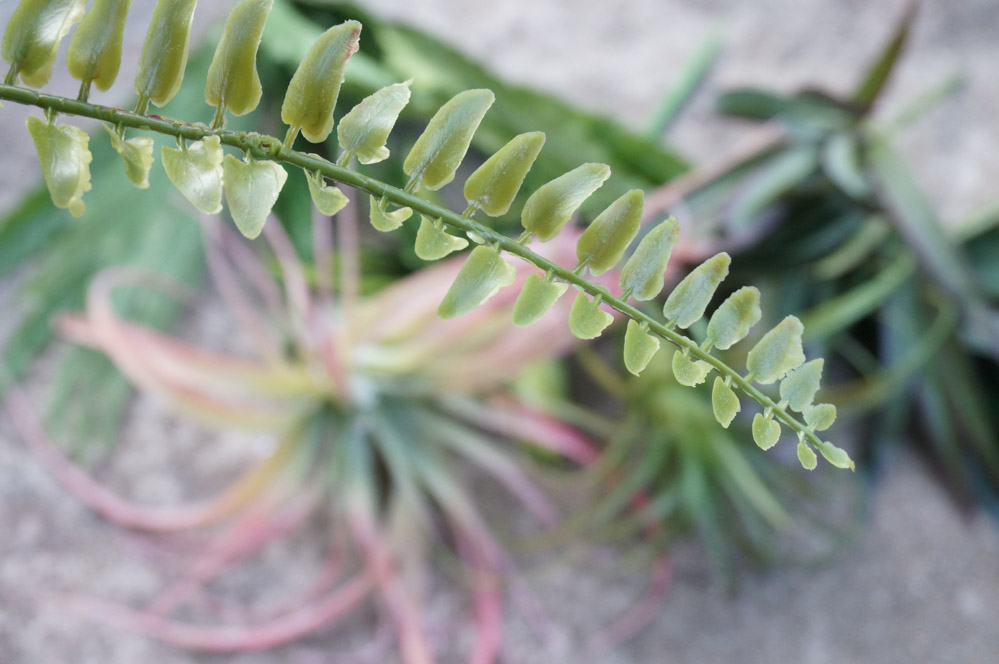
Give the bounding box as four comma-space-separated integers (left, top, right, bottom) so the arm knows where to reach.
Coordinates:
8, 209, 604, 659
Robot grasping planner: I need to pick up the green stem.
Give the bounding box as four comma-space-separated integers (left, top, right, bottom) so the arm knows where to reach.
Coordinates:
77, 79, 91, 103
0, 84, 828, 452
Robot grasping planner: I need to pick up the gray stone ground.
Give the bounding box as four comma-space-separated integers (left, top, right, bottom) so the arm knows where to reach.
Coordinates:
2, 1, 999, 662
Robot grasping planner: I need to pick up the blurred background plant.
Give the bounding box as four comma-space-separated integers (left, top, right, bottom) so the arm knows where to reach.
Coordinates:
1, 0, 998, 661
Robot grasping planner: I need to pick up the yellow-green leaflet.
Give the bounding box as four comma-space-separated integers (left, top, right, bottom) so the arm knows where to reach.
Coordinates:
2, 0, 86, 87
814, 440, 854, 470
745, 315, 806, 384
804, 403, 837, 431
576, 189, 643, 276
662, 252, 730, 329
569, 292, 613, 340
438, 245, 516, 319
305, 170, 349, 216
779, 359, 824, 413
521, 163, 610, 241
619, 216, 679, 301
672, 349, 712, 387
338, 80, 411, 165
711, 377, 740, 428
752, 413, 781, 450
512, 274, 568, 327
66, 0, 131, 91
369, 195, 412, 232
161, 135, 224, 214
103, 124, 153, 189
623, 319, 660, 376
205, 0, 273, 118
797, 440, 818, 470
705, 286, 761, 350
403, 89, 495, 191
415, 216, 468, 261
134, 0, 197, 110
282, 20, 361, 143
464, 132, 545, 217
223, 155, 288, 239
26, 115, 91, 216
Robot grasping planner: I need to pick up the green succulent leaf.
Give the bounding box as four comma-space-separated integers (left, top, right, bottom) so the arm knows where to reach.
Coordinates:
705, 286, 761, 350
66, 0, 131, 92
797, 440, 818, 470
569, 291, 614, 340
619, 216, 680, 301
205, 0, 273, 119
672, 349, 712, 387
804, 403, 837, 432
134, 0, 198, 110
369, 195, 412, 232
282, 20, 361, 143
623, 319, 660, 376
337, 80, 412, 165
512, 273, 568, 327
814, 440, 854, 470
222, 154, 288, 239
103, 124, 153, 189
521, 162, 611, 242
26, 115, 92, 216
779, 358, 824, 413
576, 189, 644, 276
464, 131, 546, 217
2, 0, 85, 87
752, 413, 781, 450
161, 135, 224, 214
711, 376, 740, 428
415, 215, 468, 261
438, 245, 516, 319
746, 315, 806, 385
404, 88, 495, 191
305, 170, 349, 216
662, 252, 731, 329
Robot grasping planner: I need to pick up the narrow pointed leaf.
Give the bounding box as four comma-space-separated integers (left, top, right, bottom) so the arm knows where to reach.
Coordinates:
821, 134, 869, 199
338, 80, 412, 164
404, 89, 495, 191
521, 163, 611, 241
66, 0, 131, 91
797, 440, 818, 470
2, 0, 86, 87
623, 319, 660, 376
438, 246, 515, 319
662, 252, 731, 329
705, 286, 761, 350
779, 358, 824, 413
222, 155, 288, 239
103, 124, 153, 189
306, 170, 349, 215
282, 20, 361, 143
752, 413, 781, 450
746, 315, 806, 384
369, 195, 412, 232
26, 116, 92, 217
815, 440, 854, 470
569, 292, 614, 340
711, 376, 740, 428
205, 0, 273, 117
415, 215, 468, 260
804, 403, 837, 432
134, 0, 198, 109
576, 189, 644, 276
161, 135, 224, 214
672, 349, 712, 387
512, 273, 567, 327
464, 132, 545, 216
619, 216, 680, 301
